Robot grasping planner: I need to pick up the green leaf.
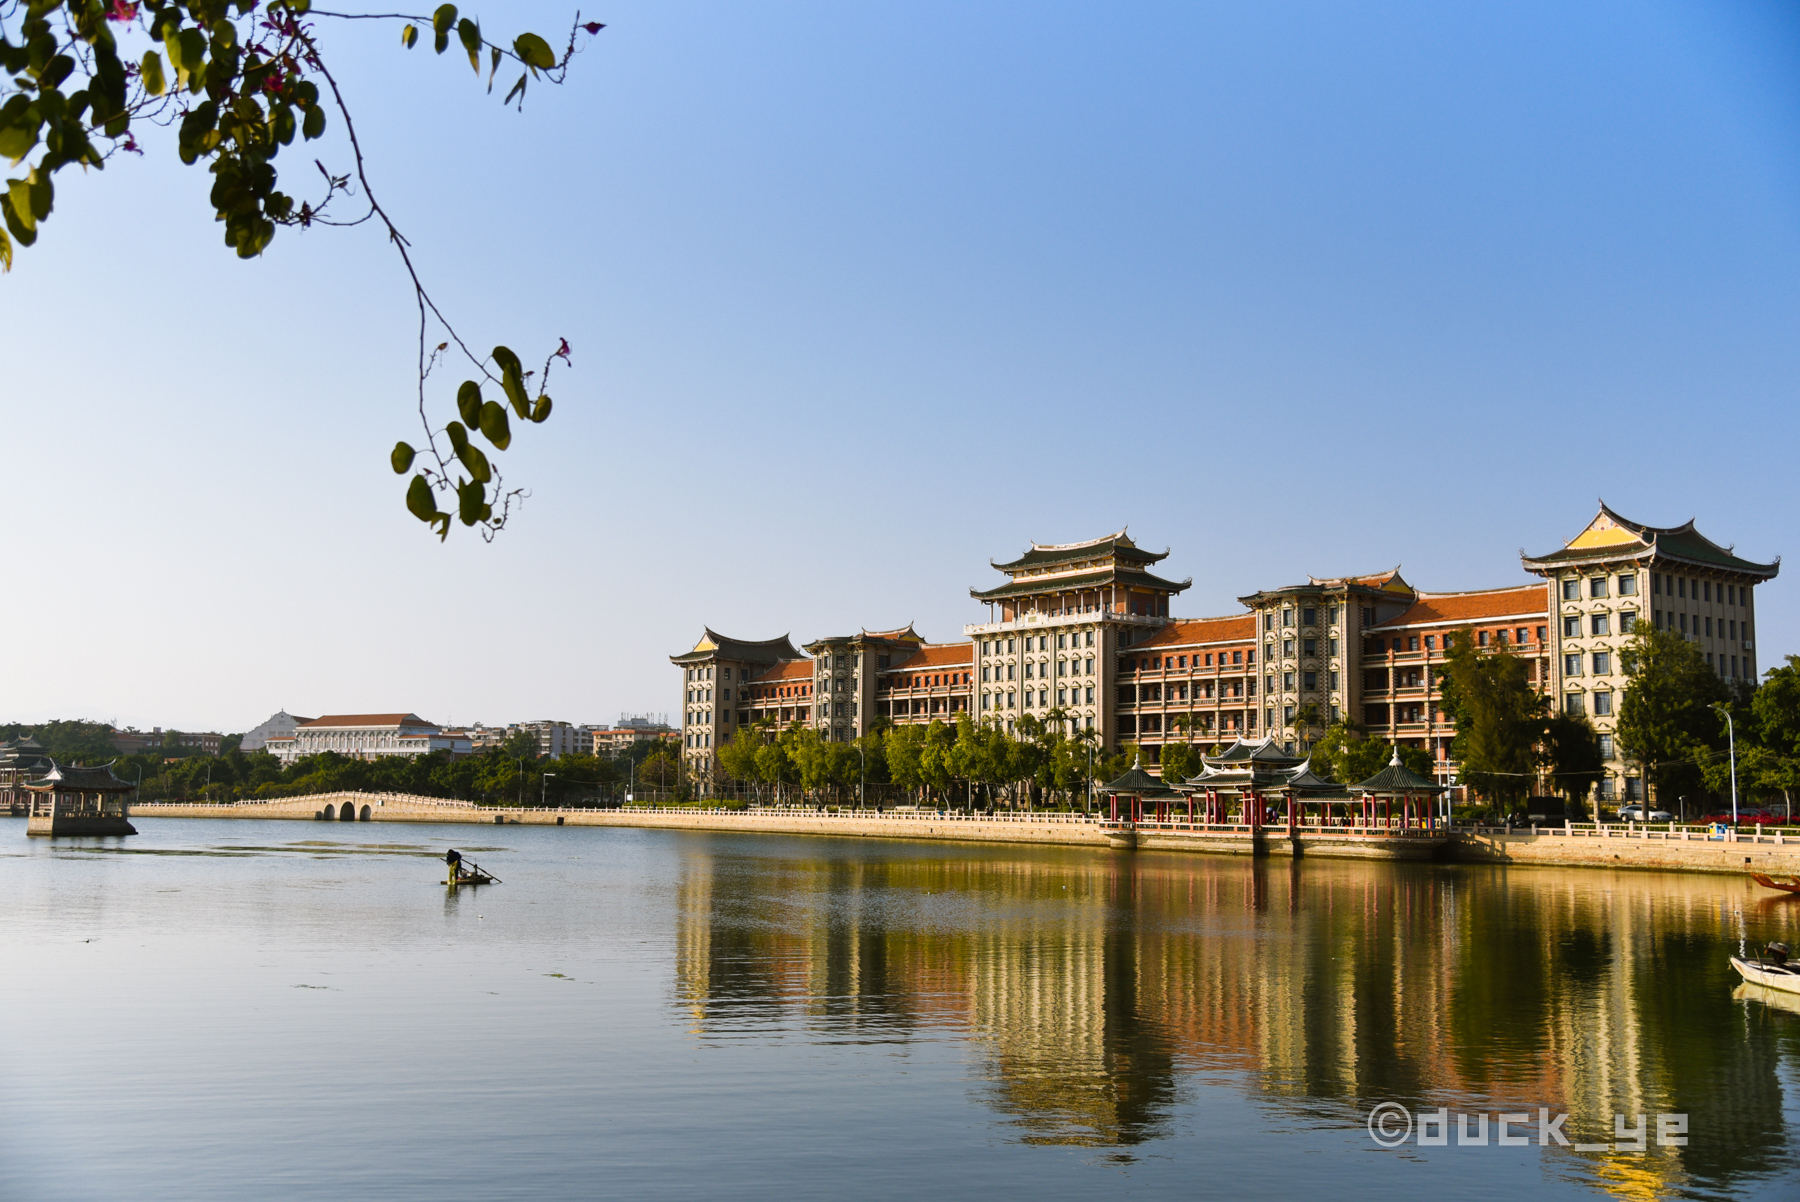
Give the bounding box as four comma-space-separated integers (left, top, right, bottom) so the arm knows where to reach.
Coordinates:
457, 478, 485, 526
433, 4, 457, 54
530, 395, 552, 424
457, 441, 492, 484
488, 46, 502, 92
391, 441, 416, 474
514, 33, 556, 72
6, 180, 34, 233
458, 19, 481, 74
302, 104, 325, 140
503, 72, 527, 107
406, 474, 437, 523
446, 420, 470, 454
0, 121, 39, 163
0, 226, 11, 274
457, 380, 482, 426
141, 51, 166, 97
477, 400, 511, 451
0, 193, 36, 246
401, 24, 418, 50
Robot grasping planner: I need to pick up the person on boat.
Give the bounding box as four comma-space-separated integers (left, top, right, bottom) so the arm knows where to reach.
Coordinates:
445, 848, 463, 879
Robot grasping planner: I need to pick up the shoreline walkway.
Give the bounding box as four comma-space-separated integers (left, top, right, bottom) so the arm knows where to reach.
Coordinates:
103, 792, 1800, 877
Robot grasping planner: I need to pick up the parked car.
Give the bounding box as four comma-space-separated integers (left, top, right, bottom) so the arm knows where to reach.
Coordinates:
1701, 807, 1780, 826
1617, 805, 1673, 822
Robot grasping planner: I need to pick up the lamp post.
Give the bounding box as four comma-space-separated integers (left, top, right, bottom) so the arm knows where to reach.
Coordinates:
1712, 703, 1738, 825
542, 772, 555, 809
858, 740, 866, 811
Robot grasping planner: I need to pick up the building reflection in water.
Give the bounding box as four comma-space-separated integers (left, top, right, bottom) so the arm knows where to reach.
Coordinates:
672, 841, 1800, 1190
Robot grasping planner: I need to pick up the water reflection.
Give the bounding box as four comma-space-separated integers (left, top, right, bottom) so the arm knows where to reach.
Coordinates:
673, 843, 1800, 1192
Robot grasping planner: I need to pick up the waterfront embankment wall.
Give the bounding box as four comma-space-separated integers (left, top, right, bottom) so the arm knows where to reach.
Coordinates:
121, 793, 1800, 876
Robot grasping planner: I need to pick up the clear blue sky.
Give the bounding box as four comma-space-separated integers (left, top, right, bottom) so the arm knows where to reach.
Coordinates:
5, 1, 1797, 734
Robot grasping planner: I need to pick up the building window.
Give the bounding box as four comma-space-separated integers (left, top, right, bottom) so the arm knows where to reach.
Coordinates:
1329, 638, 1339, 656
1283, 609, 1294, 627
1619, 574, 1636, 596
1303, 671, 1317, 690
1478, 631, 1489, 647
1303, 607, 1316, 626
1563, 617, 1579, 638
1085, 687, 1094, 704
1329, 705, 1340, 723
1705, 616, 1713, 637
1590, 578, 1608, 599
1283, 704, 1295, 724
1283, 671, 1295, 690
1590, 614, 1609, 636
1057, 634, 1067, 649
1594, 692, 1613, 716
1329, 670, 1339, 690
1423, 635, 1435, 650
1679, 613, 1688, 633
1007, 691, 1015, 709
1565, 694, 1585, 716
1086, 657, 1094, 674
1303, 638, 1316, 656
1283, 638, 1294, 657
1598, 777, 1614, 801
1562, 579, 1579, 601
1233, 651, 1244, 665
1264, 613, 1275, 631
1593, 652, 1610, 674
1653, 573, 1662, 594
1620, 612, 1636, 633
1625, 777, 1642, 800
1565, 654, 1582, 676
1085, 631, 1094, 647
1598, 734, 1614, 759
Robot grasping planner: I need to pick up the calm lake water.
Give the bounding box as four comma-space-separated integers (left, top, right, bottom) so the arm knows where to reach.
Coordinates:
5, 817, 1800, 1200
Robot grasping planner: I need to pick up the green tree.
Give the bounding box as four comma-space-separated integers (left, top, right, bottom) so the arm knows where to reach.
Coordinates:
1438, 628, 1539, 808
1158, 741, 1197, 784
1617, 624, 1730, 816
1539, 712, 1605, 813
1311, 720, 1432, 785
1, 2, 601, 538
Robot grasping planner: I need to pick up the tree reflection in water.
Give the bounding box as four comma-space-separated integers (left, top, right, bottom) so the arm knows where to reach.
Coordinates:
670, 838, 1800, 1191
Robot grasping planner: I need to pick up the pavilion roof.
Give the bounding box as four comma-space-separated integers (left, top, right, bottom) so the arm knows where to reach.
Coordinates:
27, 761, 136, 792
1352, 751, 1447, 794
1203, 737, 1302, 768
1098, 760, 1182, 798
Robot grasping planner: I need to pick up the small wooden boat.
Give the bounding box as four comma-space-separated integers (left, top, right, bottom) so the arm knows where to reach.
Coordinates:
1730, 943, 1800, 995
443, 848, 501, 887
1750, 872, 1800, 894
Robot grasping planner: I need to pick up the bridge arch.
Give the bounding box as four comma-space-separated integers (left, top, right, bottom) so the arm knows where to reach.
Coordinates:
322, 803, 336, 820
359, 805, 372, 822
339, 802, 356, 822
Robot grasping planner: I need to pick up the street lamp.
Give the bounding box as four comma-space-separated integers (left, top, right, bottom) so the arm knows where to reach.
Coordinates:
857, 740, 866, 811
1711, 703, 1738, 825
542, 772, 555, 809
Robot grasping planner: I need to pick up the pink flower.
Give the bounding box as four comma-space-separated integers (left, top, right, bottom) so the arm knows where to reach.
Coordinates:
107, 1, 138, 22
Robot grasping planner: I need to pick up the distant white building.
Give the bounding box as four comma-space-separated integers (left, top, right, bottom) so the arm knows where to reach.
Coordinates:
516, 720, 584, 760
265, 713, 471, 766
240, 710, 314, 753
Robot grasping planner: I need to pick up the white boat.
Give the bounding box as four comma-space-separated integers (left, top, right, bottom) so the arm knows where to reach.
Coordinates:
1730, 943, 1800, 994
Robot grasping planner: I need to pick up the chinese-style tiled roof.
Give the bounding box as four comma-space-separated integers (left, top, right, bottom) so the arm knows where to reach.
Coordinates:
671, 629, 805, 665
1353, 750, 1447, 794
1204, 737, 1302, 768
300, 713, 435, 729
1522, 503, 1779, 579
1374, 585, 1548, 629
862, 624, 924, 642
27, 761, 136, 792
990, 529, 1168, 572
1130, 614, 1256, 649
885, 643, 974, 673
1239, 568, 1415, 605
749, 658, 814, 683
1099, 759, 1182, 798
971, 565, 1192, 602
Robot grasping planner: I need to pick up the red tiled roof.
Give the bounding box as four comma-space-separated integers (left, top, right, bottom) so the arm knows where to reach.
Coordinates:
862, 624, 923, 641
885, 643, 974, 672
749, 659, 813, 683
1132, 615, 1256, 649
1375, 586, 1548, 628
300, 713, 433, 729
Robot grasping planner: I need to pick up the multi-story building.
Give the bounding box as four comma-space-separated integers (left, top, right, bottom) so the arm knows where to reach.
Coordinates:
1522, 504, 1777, 802
266, 713, 472, 765
674, 507, 1777, 803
